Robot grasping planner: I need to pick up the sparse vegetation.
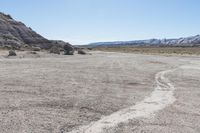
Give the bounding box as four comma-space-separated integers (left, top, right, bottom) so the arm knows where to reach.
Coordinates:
28, 51, 37, 54
2, 45, 12, 50
94, 46, 200, 55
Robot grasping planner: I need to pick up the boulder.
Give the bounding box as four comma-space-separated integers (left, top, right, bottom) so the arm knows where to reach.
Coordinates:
32, 47, 41, 51
50, 46, 60, 54
78, 49, 87, 55
64, 50, 74, 55
63, 43, 74, 55
8, 50, 16, 56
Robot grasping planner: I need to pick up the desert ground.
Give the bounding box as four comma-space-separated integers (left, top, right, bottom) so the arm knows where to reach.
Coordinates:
0, 50, 200, 133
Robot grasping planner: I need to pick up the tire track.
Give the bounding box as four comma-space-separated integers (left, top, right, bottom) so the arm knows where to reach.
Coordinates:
69, 68, 177, 133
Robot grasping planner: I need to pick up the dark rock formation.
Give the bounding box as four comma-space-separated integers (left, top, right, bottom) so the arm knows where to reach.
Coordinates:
0, 12, 52, 49
8, 50, 16, 56
63, 43, 74, 55
0, 12, 74, 50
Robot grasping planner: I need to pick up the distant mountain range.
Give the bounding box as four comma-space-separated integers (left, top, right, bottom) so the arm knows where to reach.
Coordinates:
88, 35, 200, 47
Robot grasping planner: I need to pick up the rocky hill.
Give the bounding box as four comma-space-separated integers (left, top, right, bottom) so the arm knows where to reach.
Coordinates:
89, 35, 200, 47
0, 12, 69, 49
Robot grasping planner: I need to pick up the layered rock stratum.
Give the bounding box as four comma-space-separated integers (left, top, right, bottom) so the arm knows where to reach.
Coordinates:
0, 12, 70, 49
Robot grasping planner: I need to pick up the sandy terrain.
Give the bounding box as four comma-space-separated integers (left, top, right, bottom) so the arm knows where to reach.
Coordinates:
0, 50, 199, 133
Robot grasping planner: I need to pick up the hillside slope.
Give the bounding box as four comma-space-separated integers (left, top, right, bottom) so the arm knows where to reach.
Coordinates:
0, 12, 68, 49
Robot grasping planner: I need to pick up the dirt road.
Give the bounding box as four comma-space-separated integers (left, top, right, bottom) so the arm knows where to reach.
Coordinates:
0, 51, 199, 133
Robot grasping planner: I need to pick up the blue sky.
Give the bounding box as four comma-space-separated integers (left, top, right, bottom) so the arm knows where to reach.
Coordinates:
1, 0, 200, 44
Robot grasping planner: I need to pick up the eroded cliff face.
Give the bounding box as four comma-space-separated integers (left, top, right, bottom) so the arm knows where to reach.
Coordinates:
0, 12, 56, 49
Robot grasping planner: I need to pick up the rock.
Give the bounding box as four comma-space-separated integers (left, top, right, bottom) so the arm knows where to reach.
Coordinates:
78, 49, 87, 55
32, 47, 41, 51
8, 50, 16, 56
63, 43, 74, 55
50, 46, 60, 54
64, 50, 74, 55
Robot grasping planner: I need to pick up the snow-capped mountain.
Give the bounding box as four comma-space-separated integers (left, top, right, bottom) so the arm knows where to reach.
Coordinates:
89, 35, 200, 47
